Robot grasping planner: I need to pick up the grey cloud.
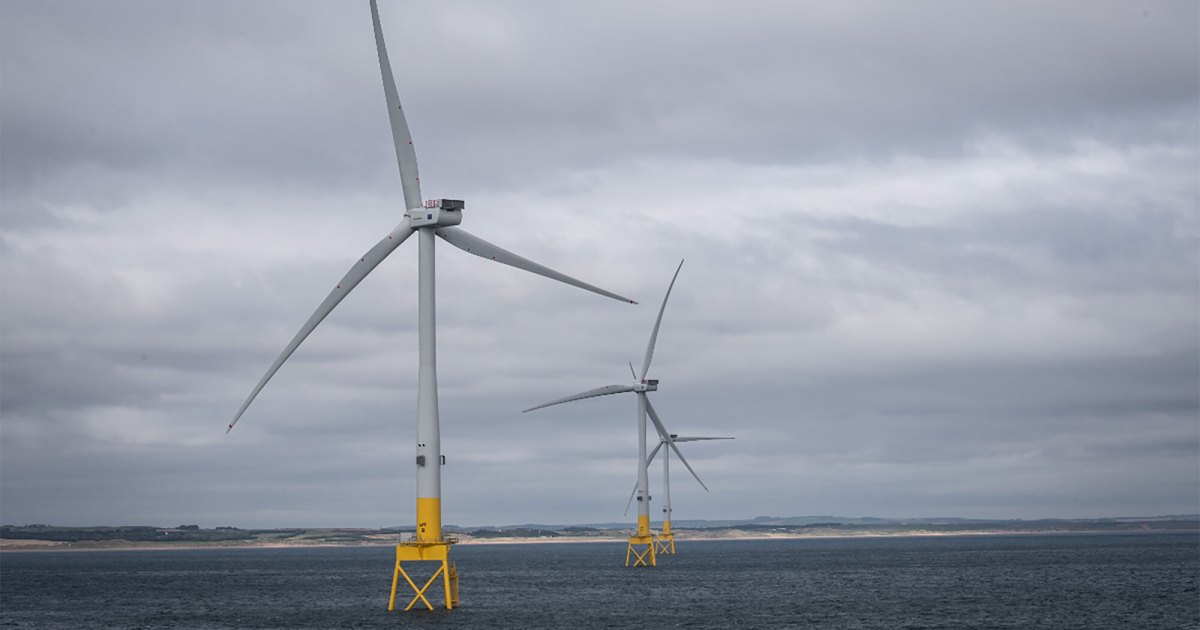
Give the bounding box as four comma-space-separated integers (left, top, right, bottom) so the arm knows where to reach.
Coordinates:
802, 204, 1197, 297
1, 0, 1196, 528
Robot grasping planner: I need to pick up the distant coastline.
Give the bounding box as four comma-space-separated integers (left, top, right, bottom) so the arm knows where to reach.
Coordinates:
3, 516, 1195, 552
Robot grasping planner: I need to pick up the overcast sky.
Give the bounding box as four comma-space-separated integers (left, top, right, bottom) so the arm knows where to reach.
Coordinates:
1, 1, 1197, 529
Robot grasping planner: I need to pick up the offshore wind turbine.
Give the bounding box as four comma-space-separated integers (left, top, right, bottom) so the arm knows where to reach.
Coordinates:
524, 260, 701, 567
624, 434, 733, 555
226, 0, 635, 611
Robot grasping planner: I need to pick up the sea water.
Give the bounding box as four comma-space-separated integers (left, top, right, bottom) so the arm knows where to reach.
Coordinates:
1, 533, 1196, 629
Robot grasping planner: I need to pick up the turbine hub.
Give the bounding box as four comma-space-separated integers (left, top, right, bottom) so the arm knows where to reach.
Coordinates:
633, 379, 659, 393
409, 199, 464, 227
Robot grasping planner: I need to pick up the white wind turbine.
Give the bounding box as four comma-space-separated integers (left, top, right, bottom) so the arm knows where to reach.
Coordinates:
524, 260, 701, 567
227, 0, 635, 611
624, 434, 733, 555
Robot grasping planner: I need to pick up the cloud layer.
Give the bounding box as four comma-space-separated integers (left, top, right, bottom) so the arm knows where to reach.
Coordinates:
2, 0, 1196, 528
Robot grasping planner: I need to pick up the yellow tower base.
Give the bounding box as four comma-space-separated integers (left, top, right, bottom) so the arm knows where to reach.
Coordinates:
388, 541, 459, 611
655, 531, 675, 555
626, 534, 657, 567
627, 513, 657, 567
655, 519, 675, 555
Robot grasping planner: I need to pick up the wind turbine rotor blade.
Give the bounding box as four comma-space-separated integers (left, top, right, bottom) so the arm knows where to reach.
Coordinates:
646, 440, 665, 465
435, 227, 636, 304
227, 219, 415, 433
522, 384, 635, 413
645, 398, 709, 491
623, 481, 638, 516
671, 436, 735, 443
664, 436, 709, 493
640, 259, 684, 380
370, 0, 421, 210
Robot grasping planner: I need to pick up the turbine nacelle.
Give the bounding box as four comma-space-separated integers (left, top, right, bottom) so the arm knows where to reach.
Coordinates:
409, 198, 464, 228
633, 379, 659, 393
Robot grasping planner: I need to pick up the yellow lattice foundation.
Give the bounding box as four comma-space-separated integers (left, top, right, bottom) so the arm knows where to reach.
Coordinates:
626, 534, 657, 567
388, 541, 458, 611
655, 532, 675, 555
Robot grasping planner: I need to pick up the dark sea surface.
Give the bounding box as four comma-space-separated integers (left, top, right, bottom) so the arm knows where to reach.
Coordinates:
2, 533, 1197, 629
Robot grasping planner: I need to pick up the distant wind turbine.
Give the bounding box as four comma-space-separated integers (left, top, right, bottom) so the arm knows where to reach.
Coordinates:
525, 260, 699, 567
624, 434, 733, 555
226, 0, 635, 611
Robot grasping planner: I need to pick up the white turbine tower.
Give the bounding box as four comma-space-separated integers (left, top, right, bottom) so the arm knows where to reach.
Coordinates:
226, 0, 635, 611
524, 260, 701, 567
624, 435, 733, 555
